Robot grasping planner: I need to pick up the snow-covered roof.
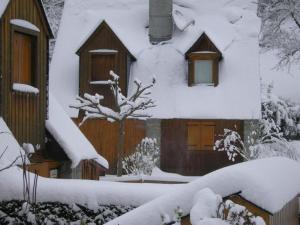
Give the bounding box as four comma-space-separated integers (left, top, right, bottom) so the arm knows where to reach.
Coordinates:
0, 118, 25, 168
106, 157, 300, 225
0, 0, 9, 18
46, 93, 109, 169
50, 0, 261, 119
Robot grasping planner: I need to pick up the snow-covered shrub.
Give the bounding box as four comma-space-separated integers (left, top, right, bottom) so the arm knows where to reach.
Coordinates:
122, 137, 160, 176
161, 206, 183, 225
0, 200, 134, 225
214, 129, 249, 162
190, 188, 265, 225
261, 84, 300, 140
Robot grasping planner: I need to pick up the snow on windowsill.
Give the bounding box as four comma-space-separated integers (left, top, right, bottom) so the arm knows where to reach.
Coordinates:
12, 83, 39, 94
10, 19, 40, 32
90, 80, 114, 85
89, 49, 118, 54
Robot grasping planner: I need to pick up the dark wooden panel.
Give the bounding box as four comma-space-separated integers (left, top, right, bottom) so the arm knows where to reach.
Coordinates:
73, 118, 146, 174
161, 119, 243, 176
0, 0, 49, 151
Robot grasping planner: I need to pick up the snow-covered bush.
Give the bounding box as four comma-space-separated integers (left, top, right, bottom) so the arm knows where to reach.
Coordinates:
190, 188, 265, 225
214, 129, 249, 162
0, 200, 134, 225
161, 206, 183, 225
122, 137, 159, 176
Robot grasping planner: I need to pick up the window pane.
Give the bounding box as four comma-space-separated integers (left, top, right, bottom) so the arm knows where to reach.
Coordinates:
194, 60, 213, 84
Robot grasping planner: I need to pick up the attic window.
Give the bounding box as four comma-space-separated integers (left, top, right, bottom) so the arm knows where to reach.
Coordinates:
90, 53, 116, 82
188, 52, 220, 87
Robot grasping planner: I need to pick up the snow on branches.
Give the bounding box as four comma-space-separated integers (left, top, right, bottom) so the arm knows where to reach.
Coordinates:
214, 129, 249, 162
72, 70, 156, 125
259, 0, 300, 68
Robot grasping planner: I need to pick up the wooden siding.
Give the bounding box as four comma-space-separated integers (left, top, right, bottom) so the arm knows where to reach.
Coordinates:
78, 21, 134, 108
270, 197, 299, 225
0, 0, 49, 150
161, 119, 243, 175
73, 118, 146, 174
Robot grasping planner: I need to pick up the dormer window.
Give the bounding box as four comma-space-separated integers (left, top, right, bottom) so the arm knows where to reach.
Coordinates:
185, 32, 222, 87
188, 51, 220, 87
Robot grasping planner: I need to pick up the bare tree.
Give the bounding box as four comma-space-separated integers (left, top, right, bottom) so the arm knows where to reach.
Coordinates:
72, 71, 156, 176
259, 0, 300, 68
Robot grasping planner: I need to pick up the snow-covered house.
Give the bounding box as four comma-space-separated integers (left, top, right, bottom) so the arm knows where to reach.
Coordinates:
0, 0, 108, 180
50, 0, 261, 175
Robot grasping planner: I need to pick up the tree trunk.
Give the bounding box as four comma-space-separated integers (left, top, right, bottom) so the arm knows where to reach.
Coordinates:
117, 120, 125, 176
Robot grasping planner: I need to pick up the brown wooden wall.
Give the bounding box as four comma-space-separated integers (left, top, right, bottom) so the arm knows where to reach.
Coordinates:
73, 118, 146, 174
270, 196, 299, 225
0, 0, 49, 150
161, 119, 244, 176
78, 21, 133, 108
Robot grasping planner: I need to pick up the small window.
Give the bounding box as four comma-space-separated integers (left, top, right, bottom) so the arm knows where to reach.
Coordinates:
90, 53, 116, 82
188, 52, 220, 87
12, 31, 36, 86
187, 121, 216, 151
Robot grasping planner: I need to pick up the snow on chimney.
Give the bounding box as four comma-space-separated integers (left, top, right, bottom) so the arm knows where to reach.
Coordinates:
149, 0, 173, 44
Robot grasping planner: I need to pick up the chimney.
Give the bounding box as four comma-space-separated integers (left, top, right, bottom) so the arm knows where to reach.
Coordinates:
149, 0, 173, 44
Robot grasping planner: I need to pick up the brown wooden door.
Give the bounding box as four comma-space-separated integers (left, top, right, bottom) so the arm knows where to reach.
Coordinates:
12, 32, 33, 84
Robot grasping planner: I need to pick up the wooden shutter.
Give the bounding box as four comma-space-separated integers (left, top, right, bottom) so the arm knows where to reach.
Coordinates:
91, 54, 115, 81
188, 60, 194, 87
12, 32, 33, 85
187, 121, 216, 150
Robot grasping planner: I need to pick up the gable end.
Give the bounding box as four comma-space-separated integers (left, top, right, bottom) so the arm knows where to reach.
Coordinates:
76, 20, 136, 60
185, 32, 222, 59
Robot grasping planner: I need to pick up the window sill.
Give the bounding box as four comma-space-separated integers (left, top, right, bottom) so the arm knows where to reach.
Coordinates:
190, 83, 215, 87
90, 80, 114, 85
12, 83, 39, 95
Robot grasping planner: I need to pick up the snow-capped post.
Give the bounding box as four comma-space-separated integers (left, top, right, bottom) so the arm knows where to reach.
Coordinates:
71, 70, 156, 176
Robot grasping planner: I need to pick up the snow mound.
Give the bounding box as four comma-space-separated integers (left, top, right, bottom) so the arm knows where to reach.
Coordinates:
46, 92, 108, 169
0, 166, 182, 208
0, 118, 25, 169
106, 157, 300, 225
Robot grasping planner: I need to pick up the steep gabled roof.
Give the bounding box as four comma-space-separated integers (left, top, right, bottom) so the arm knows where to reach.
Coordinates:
76, 20, 136, 60
0, 0, 54, 38
50, 0, 261, 119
